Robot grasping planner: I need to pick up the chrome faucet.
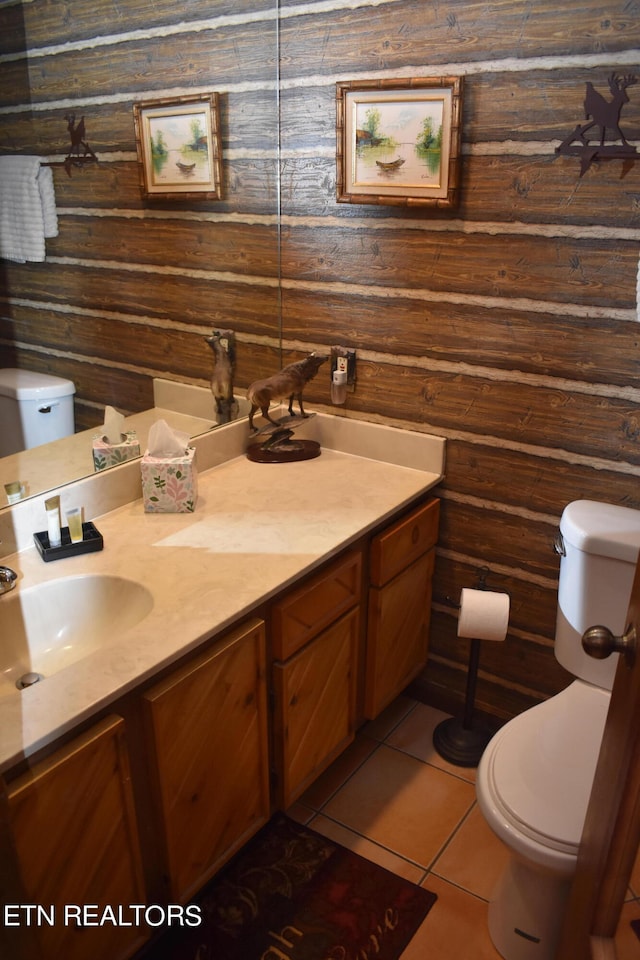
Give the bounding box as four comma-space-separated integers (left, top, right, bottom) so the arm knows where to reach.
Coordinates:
0, 566, 17, 595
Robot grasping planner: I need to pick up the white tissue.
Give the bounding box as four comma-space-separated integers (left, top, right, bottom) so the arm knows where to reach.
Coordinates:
458, 588, 510, 642
147, 418, 190, 458
103, 405, 124, 444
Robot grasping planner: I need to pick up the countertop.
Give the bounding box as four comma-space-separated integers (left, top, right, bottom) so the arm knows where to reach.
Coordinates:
0, 413, 444, 773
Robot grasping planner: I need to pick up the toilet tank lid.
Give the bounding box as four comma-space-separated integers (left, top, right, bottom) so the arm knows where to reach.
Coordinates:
0, 368, 75, 400
560, 499, 640, 564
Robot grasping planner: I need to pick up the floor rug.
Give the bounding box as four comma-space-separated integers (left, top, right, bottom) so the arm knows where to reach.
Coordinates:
138, 813, 437, 960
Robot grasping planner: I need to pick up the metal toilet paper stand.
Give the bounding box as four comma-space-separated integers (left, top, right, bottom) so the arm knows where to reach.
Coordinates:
432, 567, 497, 767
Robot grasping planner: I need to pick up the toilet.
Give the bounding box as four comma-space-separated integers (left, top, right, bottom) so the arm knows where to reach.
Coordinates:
476, 499, 640, 960
0, 368, 76, 457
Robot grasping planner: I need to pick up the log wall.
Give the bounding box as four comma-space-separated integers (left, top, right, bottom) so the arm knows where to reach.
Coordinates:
1, 0, 639, 721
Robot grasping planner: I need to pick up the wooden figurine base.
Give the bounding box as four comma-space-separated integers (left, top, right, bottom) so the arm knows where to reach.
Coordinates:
246, 438, 321, 463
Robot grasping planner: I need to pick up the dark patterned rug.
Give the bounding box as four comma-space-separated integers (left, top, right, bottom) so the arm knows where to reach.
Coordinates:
138, 814, 437, 960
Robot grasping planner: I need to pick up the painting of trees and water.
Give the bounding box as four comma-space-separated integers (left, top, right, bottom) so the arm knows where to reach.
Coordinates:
147, 109, 212, 186
354, 98, 445, 187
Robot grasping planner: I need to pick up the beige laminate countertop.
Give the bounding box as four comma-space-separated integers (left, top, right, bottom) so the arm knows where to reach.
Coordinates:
0, 414, 444, 773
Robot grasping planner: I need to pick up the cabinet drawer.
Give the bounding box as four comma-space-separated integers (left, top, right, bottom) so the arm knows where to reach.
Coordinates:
369, 498, 439, 587
271, 549, 362, 660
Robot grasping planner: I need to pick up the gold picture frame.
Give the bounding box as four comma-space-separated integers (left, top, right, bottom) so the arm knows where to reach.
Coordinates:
133, 93, 223, 200
336, 77, 463, 208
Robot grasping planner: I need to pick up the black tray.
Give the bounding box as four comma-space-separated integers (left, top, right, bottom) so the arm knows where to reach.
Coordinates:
34, 522, 104, 562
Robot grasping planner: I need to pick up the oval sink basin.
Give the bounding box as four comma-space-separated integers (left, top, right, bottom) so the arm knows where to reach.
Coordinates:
0, 574, 154, 695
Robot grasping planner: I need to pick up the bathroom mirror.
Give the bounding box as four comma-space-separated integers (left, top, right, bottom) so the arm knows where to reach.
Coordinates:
0, 378, 252, 507
0, 0, 281, 513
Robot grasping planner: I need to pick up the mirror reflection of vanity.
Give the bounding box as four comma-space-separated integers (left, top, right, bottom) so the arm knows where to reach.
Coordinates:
0, 378, 250, 508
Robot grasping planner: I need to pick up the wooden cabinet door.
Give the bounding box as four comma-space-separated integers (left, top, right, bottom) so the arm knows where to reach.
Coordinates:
365, 549, 435, 719
6, 715, 146, 960
273, 607, 359, 809
142, 618, 270, 903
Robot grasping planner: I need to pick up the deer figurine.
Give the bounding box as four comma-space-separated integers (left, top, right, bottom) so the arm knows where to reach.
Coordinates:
581, 73, 638, 147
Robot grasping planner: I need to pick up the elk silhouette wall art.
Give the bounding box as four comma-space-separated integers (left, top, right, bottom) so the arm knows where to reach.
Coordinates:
556, 73, 638, 177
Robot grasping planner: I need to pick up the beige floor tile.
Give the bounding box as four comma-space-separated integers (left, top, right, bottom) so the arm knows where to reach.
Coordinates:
400, 875, 502, 960
615, 898, 640, 959
363, 695, 418, 742
297, 733, 379, 810
322, 743, 475, 868
308, 813, 426, 885
387, 700, 478, 783
631, 844, 640, 898
433, 802, 511, 901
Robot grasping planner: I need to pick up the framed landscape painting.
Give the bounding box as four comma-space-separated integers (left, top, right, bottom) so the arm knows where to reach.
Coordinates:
336, 77, 463, 208
133, 93, 223, 200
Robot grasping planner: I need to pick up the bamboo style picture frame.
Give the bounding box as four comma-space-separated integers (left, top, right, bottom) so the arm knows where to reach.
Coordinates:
133, 93, 223, 200
336, 77, 463, 208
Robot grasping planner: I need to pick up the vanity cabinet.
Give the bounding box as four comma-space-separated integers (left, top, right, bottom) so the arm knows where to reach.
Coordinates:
365, 498, 440, 719
270, 550, 362, 809
142, 617, 270, 903
4, 715, 146, 960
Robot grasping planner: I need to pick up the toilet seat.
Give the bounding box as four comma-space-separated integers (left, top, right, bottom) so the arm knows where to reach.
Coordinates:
478, 680, 610, 871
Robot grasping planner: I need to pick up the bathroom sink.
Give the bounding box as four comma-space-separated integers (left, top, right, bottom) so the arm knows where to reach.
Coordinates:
0, 574, 154, 695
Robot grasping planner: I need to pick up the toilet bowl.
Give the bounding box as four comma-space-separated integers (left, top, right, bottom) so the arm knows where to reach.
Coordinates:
477, 680, 610, 959
475, 500, 640, 960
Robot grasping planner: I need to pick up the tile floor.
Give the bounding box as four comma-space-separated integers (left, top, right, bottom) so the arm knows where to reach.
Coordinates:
287, 696, 640, 960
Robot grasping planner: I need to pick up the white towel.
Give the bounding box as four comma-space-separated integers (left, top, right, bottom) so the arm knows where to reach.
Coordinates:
0, 155, 59, 263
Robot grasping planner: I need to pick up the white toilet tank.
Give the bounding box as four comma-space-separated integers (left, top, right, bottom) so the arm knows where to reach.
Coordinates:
555, 499, 640, 689
0, 368, 76, 456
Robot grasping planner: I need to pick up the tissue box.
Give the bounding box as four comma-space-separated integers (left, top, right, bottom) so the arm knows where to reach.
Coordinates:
93, 431, 141, 472
141, 447, 198, 513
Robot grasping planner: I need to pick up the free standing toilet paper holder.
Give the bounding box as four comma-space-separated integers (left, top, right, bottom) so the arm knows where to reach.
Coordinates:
433, 567, 501, 767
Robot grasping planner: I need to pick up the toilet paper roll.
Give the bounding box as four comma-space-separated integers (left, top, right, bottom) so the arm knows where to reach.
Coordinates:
458, 587, 509, 642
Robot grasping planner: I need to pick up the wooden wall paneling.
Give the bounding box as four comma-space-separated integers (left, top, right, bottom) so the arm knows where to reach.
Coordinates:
0, 94, 277, 173
426, 610, 570, 703
2, 27, 278, 107
280, 228, 637, 307
277, 0, 639, 73
327, 359, 640, 465
0, 267, 281, 338
47, 217, 280, 277
418, 646, 555, 721
0, 0, 278, 52
438, 500, 561, 581
459, 155, 640, 227
433, 555, 559, 640
462, 68, 640, 142
0, 305, 276, 386
46, 159, 279, 215
442, 441, 640, 515
280, 66, 639, 154
280, 289, 639, 388
279, 150, 640, 224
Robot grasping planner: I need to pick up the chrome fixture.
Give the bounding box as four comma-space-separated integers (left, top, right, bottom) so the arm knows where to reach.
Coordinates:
0, 566, 17, 595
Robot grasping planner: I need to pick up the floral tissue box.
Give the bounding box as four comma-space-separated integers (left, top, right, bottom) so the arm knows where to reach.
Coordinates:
92, 431, 141, 472
140, 447, 198, 513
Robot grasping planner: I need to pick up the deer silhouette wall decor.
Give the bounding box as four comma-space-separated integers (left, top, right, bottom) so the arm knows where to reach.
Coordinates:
556, 74, 638, 177
62, 114, 98, 176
